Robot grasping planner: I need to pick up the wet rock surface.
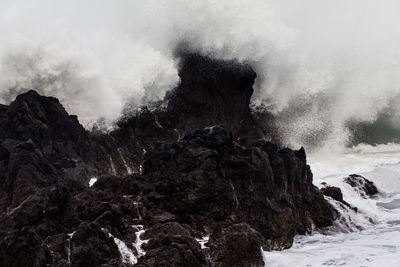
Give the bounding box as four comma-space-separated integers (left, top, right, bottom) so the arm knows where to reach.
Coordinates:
321, 186, 356, 211
321, 186, 344, 203
0, 52, 336, 266
344, 174, 379, 198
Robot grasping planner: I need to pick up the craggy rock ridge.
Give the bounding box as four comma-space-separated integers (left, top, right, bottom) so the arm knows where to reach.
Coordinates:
0, 53, 336, 266
106, 52, 278, 176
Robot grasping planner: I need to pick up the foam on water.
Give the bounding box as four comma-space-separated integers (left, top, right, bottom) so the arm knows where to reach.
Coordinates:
3, 0, 400, 147
263, 143, 400, 266
263, 225, 400, 267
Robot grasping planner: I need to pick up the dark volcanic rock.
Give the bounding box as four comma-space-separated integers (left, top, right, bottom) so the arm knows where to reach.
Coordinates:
165, 52, 256, 135
321, 186, 344, 203
344, 174, 379, 198
0, 52, 336, 266
111, 52, 278, 174
70, 222, 121, 267
0, 90, 87, 147
209, 223, 266, 267
117, 51, 276, 140
0, 229, 52, 267
321, 186, 356, 211
137, 234, 207, 267
141, 127, 335, 253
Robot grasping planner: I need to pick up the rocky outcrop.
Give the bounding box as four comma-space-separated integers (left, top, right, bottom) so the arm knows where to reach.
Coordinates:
344, 174, 379, 198
109, 52, 278, 175
0, 52, 336, 266
141, 127, 335, 251
208, 223, 266, 267
321, 186, 356, 212
321, 186, 344, 203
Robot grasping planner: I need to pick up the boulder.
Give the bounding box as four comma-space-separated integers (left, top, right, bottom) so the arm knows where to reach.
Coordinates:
321, 186, 356, 211
209, 223, 266, 267
344, 174, 378, 198
137, 234, 207, 267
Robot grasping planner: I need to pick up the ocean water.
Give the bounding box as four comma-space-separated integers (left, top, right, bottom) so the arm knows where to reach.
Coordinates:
263, 143, 400, 266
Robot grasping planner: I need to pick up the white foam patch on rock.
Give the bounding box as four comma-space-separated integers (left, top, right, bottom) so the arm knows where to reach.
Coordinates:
132, 225, 149, 257
67, 231, 76, 238
108, 233, 137, 264
138, 165, 143, 175
66, 231, 76, 265
196, 235, 210, 249
89, 177, 97, 187
118, 148, 133, 174
106, 226, 149, 264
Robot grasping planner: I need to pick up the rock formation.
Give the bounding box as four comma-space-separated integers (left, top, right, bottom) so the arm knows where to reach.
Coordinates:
0, 52, 337, 266
344, 174, 379, 198
321, 186, 356, 211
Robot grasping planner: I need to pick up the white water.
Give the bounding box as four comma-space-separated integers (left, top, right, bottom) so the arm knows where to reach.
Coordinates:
2, 0, 400, 147
263, 143, 400, 266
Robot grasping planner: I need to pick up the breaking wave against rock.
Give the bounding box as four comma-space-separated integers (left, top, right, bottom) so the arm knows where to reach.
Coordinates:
2, 0, 400, 149
1, 1, 400, 266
